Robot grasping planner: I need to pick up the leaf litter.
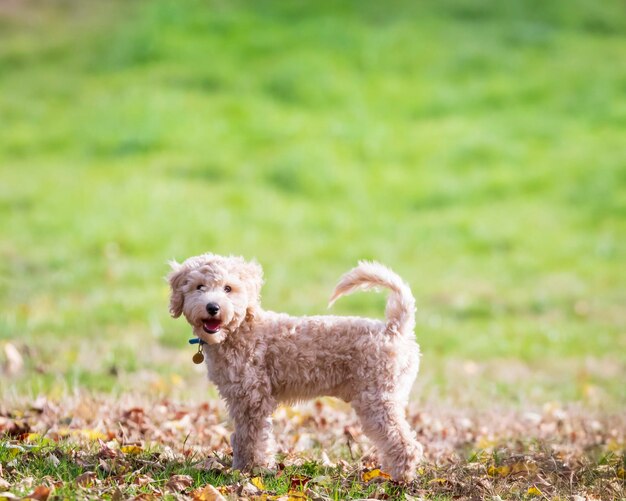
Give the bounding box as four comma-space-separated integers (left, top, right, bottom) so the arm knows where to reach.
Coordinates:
0, 395, 624, 499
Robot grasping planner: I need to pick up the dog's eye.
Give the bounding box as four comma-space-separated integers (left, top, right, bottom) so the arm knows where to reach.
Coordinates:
224, 285, 232, 293
196, 284, 204, 291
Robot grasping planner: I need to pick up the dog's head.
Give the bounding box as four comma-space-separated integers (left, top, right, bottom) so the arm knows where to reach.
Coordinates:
167, 253, 263, 344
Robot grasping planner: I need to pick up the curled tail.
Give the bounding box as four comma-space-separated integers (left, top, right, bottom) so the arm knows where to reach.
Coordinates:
328, 261, 416, 336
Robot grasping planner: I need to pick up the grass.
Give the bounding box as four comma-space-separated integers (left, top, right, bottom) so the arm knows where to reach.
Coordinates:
0, 3, 625, 496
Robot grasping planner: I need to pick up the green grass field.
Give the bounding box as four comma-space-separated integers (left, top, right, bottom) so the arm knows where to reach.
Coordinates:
2, 0, 625, 405
1, 1, 626, 498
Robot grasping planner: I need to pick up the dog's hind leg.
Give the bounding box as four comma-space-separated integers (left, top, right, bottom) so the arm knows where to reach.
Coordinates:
353, 398, 423, 481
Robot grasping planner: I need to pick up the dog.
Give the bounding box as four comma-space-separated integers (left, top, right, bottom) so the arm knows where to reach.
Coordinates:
167, 253, 423, 481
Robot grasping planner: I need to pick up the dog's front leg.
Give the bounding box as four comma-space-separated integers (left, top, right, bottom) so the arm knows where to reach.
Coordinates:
229, 397, 277, 471
231, 415, 275, 471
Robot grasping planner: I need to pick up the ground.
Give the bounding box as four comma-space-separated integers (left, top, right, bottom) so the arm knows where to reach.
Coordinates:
1, 397, 624, 499
1, 0, 625, 499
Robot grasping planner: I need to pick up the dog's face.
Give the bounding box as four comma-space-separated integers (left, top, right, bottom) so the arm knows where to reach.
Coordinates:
167, 254, 263, 345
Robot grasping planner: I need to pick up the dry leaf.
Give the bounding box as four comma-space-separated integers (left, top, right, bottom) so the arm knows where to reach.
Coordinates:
191, 484, 226, 501
240, 481, 260, 497
285, 491, 309, 500
428, 478, 447, 484
75, 472, 97, 487
166, 474, 193, 492
26, 485, 51, 501
0, 492, 20, 500
3, 343, 23, 375
46, 454, 60, 468
289, 475, 311, 490
487, 465, 510, 477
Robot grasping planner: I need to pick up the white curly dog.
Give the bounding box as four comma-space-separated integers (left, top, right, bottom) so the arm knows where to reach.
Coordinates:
168, 253, 423, 481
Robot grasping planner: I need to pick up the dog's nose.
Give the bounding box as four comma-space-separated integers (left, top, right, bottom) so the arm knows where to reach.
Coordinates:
206, 303, 220, 316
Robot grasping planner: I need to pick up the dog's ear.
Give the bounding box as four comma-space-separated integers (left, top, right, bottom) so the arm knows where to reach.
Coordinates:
241, 259, 264, 319
167, 260, 187, 318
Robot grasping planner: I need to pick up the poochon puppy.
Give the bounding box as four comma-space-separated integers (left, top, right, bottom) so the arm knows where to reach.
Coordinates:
167, 253, 423, 481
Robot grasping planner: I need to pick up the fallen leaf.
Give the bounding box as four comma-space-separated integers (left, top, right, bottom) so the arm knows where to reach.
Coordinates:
191, 484, 226, 501
166, 474, 193, 492
284, 492, 309, 501
251, 477, 266, 490
487, 465, 510, 477
132, 475, 154, 487
6, 445, 24, 458
25, 485, 51, 501
78, 430, 108, 441
526, 486, 543, 497
193, 457, 226, 472
121, 444, 143, 455
428, 478, 447, 484
46, 454, 60, 468
361, 469, 391, 482
240, 481, 260, 497
289, 475, 310, 490
3, 343, 23, 375
0, 492, 20, 501
75, 471, 97, 487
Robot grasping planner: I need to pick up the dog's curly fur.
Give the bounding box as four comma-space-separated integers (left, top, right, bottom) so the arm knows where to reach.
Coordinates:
168, 253, 423, 480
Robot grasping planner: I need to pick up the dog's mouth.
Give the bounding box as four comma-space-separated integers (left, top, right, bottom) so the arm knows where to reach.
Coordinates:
202, 318, 222, 334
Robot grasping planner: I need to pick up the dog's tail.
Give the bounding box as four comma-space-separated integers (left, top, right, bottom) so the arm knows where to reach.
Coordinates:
328, 261, 416, 337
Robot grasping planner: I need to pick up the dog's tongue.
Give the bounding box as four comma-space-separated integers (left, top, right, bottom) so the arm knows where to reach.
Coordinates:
203, 319, 221, 333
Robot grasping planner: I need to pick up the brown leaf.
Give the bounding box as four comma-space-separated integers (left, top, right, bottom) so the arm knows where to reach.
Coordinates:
111, 487, 124, 501
25, 485, 51, 501
165, 474, 193, 492
132, 474, 154, 487
290, 475, 311, 490
97, 439, 118, 459
75, 471, 97, 487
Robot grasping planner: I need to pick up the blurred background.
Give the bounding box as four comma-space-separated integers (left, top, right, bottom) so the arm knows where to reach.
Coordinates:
1, 0, 624, 408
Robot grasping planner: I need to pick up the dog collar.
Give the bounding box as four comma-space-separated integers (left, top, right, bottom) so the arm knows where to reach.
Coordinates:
188, 338, 206, 345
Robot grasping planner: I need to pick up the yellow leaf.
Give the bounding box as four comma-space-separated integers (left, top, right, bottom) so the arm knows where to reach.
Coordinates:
362, 469, 391, 482
428, 478, 447, 484
121, 445, 143, 455
488, 465, 511, 477
617, 467, 625, 479
26, 433, 41, 442
75, 429, 107, 441
527, 486, 543, 497
511, 461, 538, 475
476, 437, 496, 449
251, 477, 266, 491
7, 445, 24, 458
287, 492, 308, 500
191, 484, 226, 501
